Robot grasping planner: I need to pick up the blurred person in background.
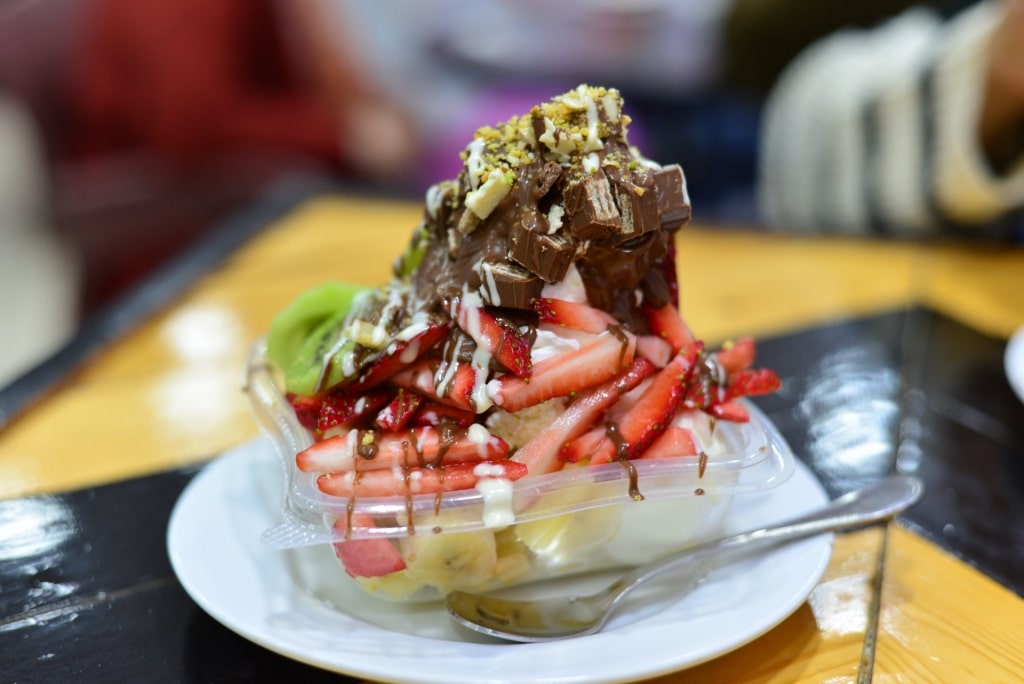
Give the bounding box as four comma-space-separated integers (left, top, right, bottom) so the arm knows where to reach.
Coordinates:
0, 89, 78, 385
69, 0, 417, 184
726, 0, 1024, 241
59, 0, 418, 313
316, 0, 757, 213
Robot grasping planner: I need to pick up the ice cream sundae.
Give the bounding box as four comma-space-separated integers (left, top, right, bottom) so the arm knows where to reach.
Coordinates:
258, 85, 781, 599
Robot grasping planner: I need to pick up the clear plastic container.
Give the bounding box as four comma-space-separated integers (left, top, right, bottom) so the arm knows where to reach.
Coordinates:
246, 340, 795, 601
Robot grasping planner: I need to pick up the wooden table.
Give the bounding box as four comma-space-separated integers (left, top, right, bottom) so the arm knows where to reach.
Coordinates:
2, 186, 1022, 683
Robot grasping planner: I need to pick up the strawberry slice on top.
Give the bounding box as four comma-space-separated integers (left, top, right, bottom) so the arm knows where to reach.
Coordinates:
642, 302, 695, 352
715, 336, 756, 376
297, 424, 510, 473
532, 297, 618, 334
374, 388, 424, 431
347, 320, 449, 392
488, 328, 637, 413
566, 341, 703, 464
455, 299, 532, 378
317, 460, 528, 497
316, 387, 394, 435
512, 357, 656, 475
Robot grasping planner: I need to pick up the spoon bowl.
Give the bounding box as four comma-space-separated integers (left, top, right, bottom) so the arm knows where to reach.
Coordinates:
446, 474, 924, 642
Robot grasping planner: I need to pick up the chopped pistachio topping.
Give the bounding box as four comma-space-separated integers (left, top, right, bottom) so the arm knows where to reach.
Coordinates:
458, 85, 629, 202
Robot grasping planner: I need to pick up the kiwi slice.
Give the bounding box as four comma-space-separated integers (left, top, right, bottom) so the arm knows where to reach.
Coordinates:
392, 224, 430, 279
266, 282, 367, 394
283, 309, 356, 395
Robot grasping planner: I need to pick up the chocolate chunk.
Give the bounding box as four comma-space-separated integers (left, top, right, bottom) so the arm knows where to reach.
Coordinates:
507, 224, 574, 283
612, 180, 660, 244
652, 165, 691, 231
575, 230, 669, 329
424, 182, 456, 241
534, 161, 562, 199
476, 260, 543, 310
531, 111, 547, 145
639, 266, 672, 310
564, 169, 621, 240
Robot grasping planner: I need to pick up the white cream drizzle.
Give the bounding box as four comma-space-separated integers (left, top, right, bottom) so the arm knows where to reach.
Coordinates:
477, 261, 502, 307
546, 203, 564, 234
474, 475, 515, 528
465, 138, 486, 190
539, 262, 587, 303
583, 94, 603, 152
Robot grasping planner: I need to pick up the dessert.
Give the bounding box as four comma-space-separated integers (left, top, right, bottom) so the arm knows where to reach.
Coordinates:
260, 85, 781, 599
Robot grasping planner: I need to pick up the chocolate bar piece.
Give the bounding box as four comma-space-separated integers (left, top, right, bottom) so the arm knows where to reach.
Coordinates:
652, 165, 691, 231
612, 179, 660, 244
534, 161, 562, 199
507, 224, 574, 283
564, 169, 622, 240
476, 259, 543, 310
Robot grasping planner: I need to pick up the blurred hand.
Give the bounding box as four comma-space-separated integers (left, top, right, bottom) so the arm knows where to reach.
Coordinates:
341, 97, 419, 184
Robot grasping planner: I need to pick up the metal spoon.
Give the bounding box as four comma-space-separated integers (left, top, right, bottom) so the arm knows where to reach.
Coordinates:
446, 474, 923, 642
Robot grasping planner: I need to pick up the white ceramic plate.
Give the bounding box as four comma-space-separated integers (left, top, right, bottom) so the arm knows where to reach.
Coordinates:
1006, 325, 1024, 404
168, 438, 831, 684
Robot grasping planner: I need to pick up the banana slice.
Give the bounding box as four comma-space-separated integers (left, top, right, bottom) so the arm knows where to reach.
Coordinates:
492, 527, 532, 584
400, 530, 498, 593
355, 571, 427, 600
515, 504, 621, 571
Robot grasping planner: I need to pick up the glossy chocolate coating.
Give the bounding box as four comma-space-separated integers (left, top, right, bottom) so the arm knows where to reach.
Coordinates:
409, 86, 692, 330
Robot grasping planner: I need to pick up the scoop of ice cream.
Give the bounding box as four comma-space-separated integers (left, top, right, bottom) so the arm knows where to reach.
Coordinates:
402, 84, 691, 330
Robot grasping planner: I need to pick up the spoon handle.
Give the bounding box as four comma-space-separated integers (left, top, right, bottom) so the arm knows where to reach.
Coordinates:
606, 474, 924, 609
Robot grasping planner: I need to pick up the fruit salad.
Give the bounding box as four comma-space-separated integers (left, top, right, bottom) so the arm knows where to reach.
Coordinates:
253, 85, 786, 601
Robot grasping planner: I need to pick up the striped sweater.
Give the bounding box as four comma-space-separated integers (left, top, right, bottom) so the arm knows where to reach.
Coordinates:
758, 1, 1024, 239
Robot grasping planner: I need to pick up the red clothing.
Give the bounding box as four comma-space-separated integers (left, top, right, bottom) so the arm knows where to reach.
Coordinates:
69, 0, 344, 170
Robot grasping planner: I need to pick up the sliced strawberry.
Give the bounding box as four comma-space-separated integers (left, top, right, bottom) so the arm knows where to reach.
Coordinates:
682, 357, 778, 419
287, 393, 321, 431
636, 335, 673, 368
683, 359, 722, 411
348, 321, 449, 392
560, 426, 614, 464
709, 399, 750, 422
572, 342, 703, 465
410, 401, 476, 428
332, 513, 407, 578
513, 358, 655, 475
297, 425, 510, 472
642, 303, 695, 352
716, 337, 756, 376
436, 361, 485, 411
390, 359, 479, 412
725, 368, 781, 400
390, 359, 435, 393
639, 426, 699, 459
317, 388, 393, 434
455, 300, 532, 378
489, 329, 637, 412
317, 460, 529, 497
374, 388, 424, 431
532, 298, 618, 334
